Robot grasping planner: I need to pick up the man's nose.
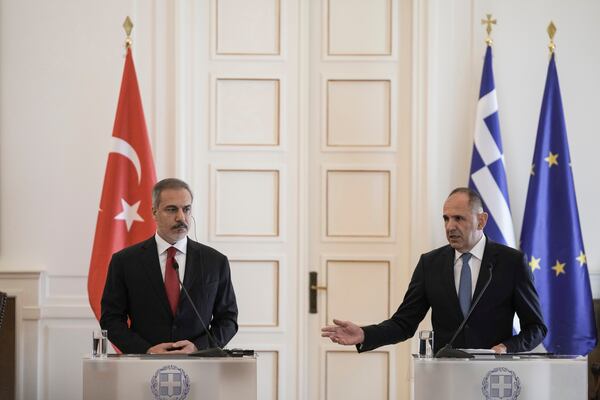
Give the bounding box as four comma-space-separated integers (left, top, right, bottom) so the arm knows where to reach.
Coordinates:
175, 208, 185, 221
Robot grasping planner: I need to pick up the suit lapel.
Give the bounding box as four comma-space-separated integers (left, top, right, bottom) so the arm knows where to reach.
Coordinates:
442, 246, 463, 318
140, 238, 172, 318
182, 239, 202, 291
473, 238, 498, 300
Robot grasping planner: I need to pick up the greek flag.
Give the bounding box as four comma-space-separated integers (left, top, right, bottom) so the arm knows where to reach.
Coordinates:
468, 45, 516, 248
520, 53, 596, 355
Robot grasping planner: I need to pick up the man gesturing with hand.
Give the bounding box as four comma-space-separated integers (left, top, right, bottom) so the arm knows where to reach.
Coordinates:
322, 188, 546, 355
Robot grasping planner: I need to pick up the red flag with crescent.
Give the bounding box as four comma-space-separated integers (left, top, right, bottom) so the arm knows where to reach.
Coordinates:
88, 47, 157, 320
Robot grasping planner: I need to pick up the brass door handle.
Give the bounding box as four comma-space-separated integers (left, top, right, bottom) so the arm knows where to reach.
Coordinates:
309, 272, 326, 313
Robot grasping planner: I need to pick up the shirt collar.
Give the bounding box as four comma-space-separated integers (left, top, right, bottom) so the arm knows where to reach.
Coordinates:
454, 234, 486, 262
155, 233, 188, 255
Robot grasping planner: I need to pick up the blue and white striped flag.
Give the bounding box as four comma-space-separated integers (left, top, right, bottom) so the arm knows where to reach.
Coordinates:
469, 45, 516, 248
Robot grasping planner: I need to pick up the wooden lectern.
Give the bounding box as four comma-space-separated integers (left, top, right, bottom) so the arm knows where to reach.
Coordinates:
83, 355, 257, 400
412, 354, 586, 399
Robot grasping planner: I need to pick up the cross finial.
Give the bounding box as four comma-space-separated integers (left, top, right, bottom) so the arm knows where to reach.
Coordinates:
123, 16, 133, 49
547, 21, 557, 54
481, 14, 497, 46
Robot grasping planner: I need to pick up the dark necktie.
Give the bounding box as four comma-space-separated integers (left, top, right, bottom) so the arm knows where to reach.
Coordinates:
458, 253, 472, 317
164, 246, 180, 316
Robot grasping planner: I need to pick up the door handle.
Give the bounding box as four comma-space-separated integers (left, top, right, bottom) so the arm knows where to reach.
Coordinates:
309, 271, 327, 314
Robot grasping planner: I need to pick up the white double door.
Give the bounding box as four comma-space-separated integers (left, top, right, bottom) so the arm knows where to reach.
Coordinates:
185, 0, 413, 398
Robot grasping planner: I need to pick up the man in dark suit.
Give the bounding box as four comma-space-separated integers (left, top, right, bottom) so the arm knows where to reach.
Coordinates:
100, 178, 238, 354
322, 187, 547, 354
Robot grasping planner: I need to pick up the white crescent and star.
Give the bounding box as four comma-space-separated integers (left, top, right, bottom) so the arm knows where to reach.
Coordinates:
114, 198, 144, 231
110, 137, 142, 184
108, 137, 145, 230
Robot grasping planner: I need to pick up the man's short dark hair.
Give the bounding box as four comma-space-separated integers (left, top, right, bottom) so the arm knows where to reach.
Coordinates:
448, 187, 484, 213
152, 178, 193, 209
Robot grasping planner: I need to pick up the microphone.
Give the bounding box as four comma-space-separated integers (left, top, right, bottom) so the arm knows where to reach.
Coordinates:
172, 261, 229, 357
435, 262, 494, 358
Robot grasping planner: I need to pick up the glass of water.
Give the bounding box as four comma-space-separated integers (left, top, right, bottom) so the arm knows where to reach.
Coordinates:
92, 329, 108, 358
418, 330, 434, 358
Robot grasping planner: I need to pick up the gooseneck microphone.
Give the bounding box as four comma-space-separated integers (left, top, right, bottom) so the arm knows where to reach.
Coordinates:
172, 261, 229, 357
435, 262, 494, 358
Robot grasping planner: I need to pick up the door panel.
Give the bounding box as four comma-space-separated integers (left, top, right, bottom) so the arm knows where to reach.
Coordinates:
188, 0, 298, 399
325, 260, 391, 326
324, 350, 393, 400
307, 0, 412, 399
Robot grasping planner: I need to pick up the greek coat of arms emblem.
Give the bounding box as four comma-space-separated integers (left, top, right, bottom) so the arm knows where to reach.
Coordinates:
481, 367, 521, 400
150, 364, 191, 400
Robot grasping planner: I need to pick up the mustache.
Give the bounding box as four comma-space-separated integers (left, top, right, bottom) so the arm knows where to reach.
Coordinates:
172, 222, 188, 230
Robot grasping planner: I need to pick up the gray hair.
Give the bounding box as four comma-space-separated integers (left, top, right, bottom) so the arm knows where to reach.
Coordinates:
152, 178, 193, 209
448, 187, 484, 213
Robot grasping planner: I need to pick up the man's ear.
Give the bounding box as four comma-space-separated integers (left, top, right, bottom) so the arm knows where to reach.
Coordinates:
477, 212, 489, 230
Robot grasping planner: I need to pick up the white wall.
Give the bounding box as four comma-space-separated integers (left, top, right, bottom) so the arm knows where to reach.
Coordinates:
0, 1, 172, 399
424, 0, 600, 289
0, 0, 599, 399
1, 0, 123, 269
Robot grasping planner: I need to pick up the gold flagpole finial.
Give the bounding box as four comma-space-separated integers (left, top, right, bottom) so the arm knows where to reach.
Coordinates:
123, 17, 133, 49
547, 21, 557, 54
481, 14, 497, 46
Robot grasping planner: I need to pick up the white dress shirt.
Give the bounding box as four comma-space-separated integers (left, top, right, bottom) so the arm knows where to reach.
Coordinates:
453, 235, 486, 297
155, 233, 187, 282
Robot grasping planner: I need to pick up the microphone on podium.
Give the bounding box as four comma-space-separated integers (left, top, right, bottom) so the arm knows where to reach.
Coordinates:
172, 261, 230, 357
435, 262, 494, 358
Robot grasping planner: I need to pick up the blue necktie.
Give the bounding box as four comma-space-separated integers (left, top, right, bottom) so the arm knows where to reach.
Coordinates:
458, 253, 472, 317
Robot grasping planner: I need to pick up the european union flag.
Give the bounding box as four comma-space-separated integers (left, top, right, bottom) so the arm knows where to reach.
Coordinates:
520, 53, 596, 355
469, 45, 516, 248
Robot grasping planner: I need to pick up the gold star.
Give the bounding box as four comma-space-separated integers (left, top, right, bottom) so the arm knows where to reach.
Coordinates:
529, 256, 541, 272
576, 251, 587, 266
552, 259, 566, 276
530, 163, 535, 176
545, 151, 559, 167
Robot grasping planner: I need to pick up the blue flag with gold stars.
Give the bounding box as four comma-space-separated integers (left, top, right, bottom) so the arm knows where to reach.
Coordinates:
520, 53, 596, 355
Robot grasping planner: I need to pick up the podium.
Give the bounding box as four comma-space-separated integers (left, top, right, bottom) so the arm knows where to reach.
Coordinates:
83, 355, 257, 400
412, 354, 586, 399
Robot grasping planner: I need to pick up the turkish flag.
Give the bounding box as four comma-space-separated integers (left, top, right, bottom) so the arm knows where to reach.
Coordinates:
88, 47, 157, 321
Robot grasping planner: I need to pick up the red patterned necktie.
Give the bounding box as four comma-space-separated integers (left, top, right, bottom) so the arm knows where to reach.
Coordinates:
164, 246, 180, 316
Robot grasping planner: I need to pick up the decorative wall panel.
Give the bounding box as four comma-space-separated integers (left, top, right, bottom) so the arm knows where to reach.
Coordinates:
230, 260, 279, 327
215, 78, 280, 146
325, 169, 391, 238
325, 350, 389, 400
216, 0, 281, 55
326, 79, 391, 147
214, 169, 280, 237
327, 0, 392, 56
326, 260, 390, 325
